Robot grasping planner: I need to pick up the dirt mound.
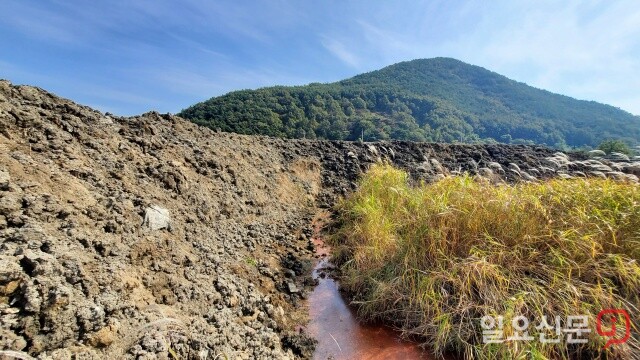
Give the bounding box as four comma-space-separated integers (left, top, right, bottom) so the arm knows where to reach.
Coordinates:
0, 80, 637, 359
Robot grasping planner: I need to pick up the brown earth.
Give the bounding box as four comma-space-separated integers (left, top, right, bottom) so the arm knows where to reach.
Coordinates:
0, 80, 638, 359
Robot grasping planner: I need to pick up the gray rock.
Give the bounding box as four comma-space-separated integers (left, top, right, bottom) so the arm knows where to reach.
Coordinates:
0, 193, 22, 215
286, 282, 299, 294
142, 205, 172, 231
0, 169, 9, 190
98, 116, 114, 125
0, 256, 24, 293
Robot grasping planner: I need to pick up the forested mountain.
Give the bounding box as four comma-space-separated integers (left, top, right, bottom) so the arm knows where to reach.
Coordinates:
179, 58, 640, 148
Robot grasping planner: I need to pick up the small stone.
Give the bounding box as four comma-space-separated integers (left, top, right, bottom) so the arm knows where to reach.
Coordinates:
1, 280, 21, 296
228, 295, 239, 307
286, 282, 299, 294
88, 325, 116, 347
0, 170, 9, 190
0, 193, 22, 215
142, 205, 171, 231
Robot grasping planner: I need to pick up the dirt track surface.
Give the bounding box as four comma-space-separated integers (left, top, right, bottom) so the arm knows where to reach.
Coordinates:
0, 80, 637, 359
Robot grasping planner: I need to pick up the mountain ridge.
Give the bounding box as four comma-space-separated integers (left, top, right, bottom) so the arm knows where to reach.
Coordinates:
179, 57, 640, 148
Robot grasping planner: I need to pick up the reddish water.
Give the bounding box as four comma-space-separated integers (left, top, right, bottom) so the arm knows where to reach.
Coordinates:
307, 237, 433, 360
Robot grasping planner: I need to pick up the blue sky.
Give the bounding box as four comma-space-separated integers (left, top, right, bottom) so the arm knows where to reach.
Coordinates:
1, 0, 640, 116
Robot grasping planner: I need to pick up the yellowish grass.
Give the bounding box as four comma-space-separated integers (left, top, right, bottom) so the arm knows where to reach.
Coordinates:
331, 163, 640, 359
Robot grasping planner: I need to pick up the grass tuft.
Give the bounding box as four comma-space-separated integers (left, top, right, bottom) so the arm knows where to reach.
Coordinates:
331, 163, 640, 359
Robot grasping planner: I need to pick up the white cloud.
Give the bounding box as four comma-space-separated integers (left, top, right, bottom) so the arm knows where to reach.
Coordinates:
320, 36, 360, 68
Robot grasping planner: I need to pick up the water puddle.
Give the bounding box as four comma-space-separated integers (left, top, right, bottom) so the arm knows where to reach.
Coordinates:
307, 236, 433, 360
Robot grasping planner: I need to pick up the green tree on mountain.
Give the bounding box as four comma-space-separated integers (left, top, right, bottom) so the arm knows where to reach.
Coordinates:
179, 58, 640, 147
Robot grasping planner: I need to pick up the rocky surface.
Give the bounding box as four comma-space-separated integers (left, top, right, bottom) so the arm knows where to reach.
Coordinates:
0, 80, 638, 359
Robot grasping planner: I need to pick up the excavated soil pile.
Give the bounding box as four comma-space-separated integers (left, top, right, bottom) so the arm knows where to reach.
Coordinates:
1, 80, 638, 359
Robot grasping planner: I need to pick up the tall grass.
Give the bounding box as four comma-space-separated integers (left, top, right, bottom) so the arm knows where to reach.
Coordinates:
331, 163, 640, 359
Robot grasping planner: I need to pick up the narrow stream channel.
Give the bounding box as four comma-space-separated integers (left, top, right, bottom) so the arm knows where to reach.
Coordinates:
307, 236, 433, 360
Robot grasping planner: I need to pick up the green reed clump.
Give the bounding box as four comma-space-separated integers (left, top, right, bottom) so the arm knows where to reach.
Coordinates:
331, 163, 640, 359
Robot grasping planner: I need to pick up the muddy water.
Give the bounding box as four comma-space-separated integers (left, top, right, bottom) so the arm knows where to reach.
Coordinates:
307, 237, 433, 360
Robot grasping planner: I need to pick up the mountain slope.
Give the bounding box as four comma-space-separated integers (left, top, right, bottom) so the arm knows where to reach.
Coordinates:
179, 58, 640, 148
